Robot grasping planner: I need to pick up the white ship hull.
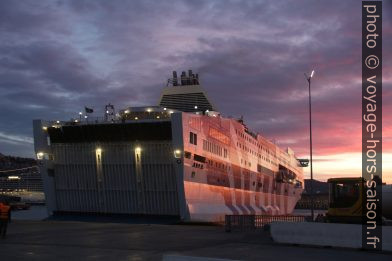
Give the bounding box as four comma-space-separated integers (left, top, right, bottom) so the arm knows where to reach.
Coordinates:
181, 112, 304, 222
184, 181, 302, 222
33, 70, 304, 222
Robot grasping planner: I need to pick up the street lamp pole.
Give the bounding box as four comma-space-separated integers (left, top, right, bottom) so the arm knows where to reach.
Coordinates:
305, 70, 315, 221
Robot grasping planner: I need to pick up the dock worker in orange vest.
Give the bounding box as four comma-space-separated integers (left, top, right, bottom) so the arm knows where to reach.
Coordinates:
0, 201, 11, 238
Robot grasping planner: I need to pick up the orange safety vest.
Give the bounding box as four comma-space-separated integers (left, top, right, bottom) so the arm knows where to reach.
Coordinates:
0, 203, 10, 220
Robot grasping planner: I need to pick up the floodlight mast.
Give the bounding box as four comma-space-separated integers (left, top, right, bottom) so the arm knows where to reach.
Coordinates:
304, 69, 315, 221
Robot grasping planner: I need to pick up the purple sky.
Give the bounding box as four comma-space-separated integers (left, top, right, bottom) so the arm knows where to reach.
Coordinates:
0, 0, 391, 181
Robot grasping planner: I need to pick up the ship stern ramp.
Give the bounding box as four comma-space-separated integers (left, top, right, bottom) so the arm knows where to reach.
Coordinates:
33, 115, 190, 221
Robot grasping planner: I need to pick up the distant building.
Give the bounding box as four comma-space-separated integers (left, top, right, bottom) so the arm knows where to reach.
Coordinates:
0, 154, 43, 192
296, 179, 329, 210
303, 179, 329, 195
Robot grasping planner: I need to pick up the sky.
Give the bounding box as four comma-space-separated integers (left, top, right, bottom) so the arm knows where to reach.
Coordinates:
0, 0, 391, 183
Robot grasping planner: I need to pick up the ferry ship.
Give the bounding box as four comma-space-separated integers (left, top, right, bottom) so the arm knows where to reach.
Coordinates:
33, 70, 306, 222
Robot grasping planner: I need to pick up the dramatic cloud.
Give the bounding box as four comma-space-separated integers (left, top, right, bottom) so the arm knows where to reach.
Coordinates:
0, 0, 391, 181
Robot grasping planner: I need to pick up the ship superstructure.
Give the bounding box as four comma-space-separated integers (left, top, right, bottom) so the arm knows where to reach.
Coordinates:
33, 70, 304, 222
159, 70, 217, 112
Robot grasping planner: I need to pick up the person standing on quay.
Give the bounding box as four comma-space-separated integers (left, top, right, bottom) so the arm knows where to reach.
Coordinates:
0, 201, 11, 238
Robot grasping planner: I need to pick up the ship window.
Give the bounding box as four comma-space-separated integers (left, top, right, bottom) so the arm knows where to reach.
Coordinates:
190, 132, 197, 145
184, 151, 192, 159
191, 171, 196, 178
194, 154, 206, 163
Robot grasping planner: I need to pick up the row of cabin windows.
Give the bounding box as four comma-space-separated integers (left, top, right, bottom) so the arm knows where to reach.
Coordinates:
190, 132, 198, 145
207, 159, 230, 171
241, 158, 251, 167
236, 141, 274, 158
191, 130, 282, 168
236, 141, 279, 167
192, 162, 203, 169
235, 129, 279, 157
235, 129, 258, 146
202, 139, 228, 158
189, 169, 263, 189
185, 150, 230, 171
187, 151, 274, 188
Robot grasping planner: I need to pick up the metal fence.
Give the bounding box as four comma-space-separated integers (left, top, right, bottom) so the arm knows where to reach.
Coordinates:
225, 215, 307, 232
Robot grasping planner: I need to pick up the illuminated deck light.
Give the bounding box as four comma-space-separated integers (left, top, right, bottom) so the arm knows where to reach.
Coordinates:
8, 176, 21, 180
174, 149, 182, 158
37, 152, 44, 159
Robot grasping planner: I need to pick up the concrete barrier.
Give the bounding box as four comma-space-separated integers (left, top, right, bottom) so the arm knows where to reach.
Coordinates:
270, 222, 392, 251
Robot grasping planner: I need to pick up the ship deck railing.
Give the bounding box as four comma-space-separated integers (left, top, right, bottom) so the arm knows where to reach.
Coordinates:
225, 214, 307, 232
55, 116, 171, 127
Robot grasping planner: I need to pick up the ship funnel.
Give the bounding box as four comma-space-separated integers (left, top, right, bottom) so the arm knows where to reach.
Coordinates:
159, 69, 217, 112
166, 70, 201, 87
188, 70, 193, 85
181, 71, 186, 85
172, 71, 178, 86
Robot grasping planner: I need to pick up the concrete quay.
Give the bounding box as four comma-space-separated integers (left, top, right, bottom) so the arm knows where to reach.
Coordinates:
0, 220, 390, 261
